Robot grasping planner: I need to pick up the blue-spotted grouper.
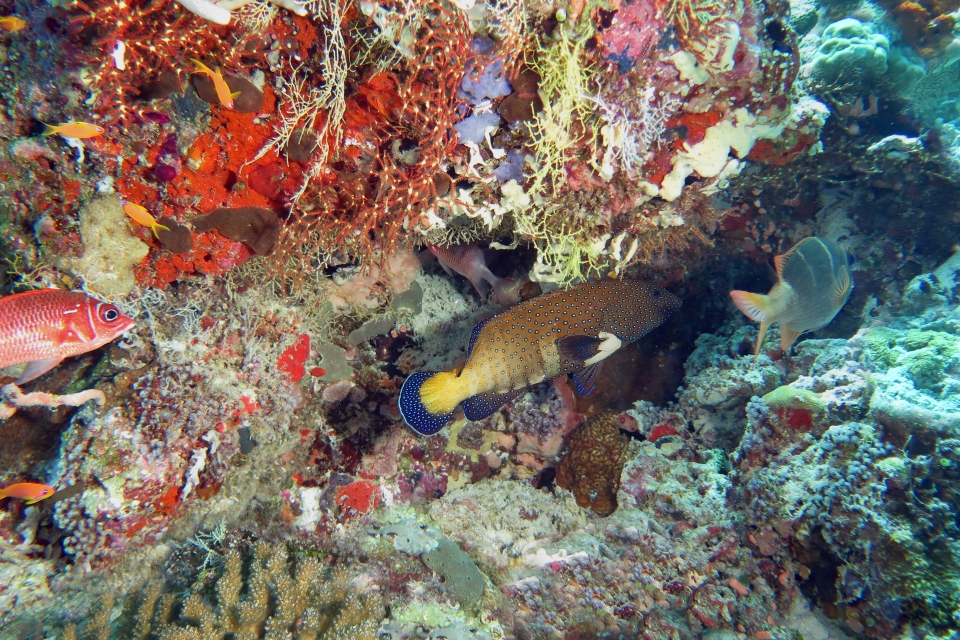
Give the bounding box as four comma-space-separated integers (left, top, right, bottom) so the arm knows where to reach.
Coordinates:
398, 278, 681, 436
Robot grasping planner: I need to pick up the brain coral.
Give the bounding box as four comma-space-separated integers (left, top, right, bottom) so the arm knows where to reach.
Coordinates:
811, 18, 890, 85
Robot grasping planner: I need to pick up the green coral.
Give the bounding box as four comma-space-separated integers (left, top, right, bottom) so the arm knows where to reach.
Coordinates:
517, 19, 610, 285
761, 385, 827, 412
898, 330, 958, 392
527, 13, 599, 195
902, 330, 958, 357
810, 18, 889, 86
862, 326, 901, 370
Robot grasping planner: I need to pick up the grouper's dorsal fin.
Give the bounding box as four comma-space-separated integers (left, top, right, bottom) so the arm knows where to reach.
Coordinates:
466, 315, 493, 359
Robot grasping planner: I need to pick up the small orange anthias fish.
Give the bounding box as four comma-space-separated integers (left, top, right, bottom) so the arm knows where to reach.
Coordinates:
189, 58, 238, 109
398, 278, 680, 435
42, 121, 105, 139
0, 482, 56, 505
0, 289, 135, 383
428, 244, 519, 307
122, 201, 170, 239
0, 16, 27, 31
730, 236, 853, 360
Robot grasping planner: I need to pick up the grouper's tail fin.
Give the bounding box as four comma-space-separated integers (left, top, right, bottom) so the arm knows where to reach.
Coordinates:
398, 372, 454, 436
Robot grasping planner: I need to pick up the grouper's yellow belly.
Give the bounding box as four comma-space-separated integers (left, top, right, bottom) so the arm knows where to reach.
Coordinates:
419, 326, 578, 415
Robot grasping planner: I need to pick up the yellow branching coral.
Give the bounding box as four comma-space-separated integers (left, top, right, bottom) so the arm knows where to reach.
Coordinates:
528, 28, 599, 196
512, 204, 609, 284
66, 542, 385, 639
491, 21, 614, 285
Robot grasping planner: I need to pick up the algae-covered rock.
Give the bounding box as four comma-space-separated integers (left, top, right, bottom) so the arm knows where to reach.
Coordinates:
383, 518, 485, 609
315, 341, 354, 382
348, 319, 396, 346
422, 538, 486, 609
52, 195, 149, 296
392, 280, 423, 315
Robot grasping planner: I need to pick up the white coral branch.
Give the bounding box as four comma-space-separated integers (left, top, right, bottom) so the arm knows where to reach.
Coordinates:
0, 383, 105, 420
174, 0, 231, 24
175, 0, 308, 25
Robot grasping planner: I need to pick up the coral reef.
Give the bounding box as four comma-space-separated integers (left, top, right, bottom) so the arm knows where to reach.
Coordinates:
624, 250, 960, 638
51, 195, 150, 297
4, 0, 960, 637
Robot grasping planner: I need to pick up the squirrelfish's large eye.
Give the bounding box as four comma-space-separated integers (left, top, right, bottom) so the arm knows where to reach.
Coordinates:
99, 304, 121, 323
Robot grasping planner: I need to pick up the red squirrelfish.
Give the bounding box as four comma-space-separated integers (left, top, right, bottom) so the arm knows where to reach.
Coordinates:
0, 482, 56, 504
428, 244, 519, 307
0, 289, 135, 383
731, 236, 853, 360
398, 278, 680, 435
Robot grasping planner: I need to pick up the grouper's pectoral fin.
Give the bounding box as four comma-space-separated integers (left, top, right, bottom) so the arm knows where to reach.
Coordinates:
572, 363, 602, 396
557, 332, 623, 367
462, 388, 521, 421
557, 335, 603, 363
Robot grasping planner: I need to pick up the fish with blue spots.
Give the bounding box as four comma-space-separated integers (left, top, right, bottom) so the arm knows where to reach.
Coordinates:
398, 278, 681, 436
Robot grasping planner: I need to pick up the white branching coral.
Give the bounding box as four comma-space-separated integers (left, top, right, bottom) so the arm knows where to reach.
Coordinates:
234, 0, 279, 30
589, 86, 682, 179
355, 0, 429, 69
486, 0, 533, 73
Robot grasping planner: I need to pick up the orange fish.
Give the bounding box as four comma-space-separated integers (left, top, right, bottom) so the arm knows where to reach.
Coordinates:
122, 202, 170, 239
0, 16, 26, 31
0, 289, 135, 383
0, 482, 56, 505
731, 237, 853, 360
188, 58, 239, 109
42, 121, 105, 139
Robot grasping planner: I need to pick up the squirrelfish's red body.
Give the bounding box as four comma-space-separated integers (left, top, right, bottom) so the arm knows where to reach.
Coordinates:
0, 289, 134, 383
